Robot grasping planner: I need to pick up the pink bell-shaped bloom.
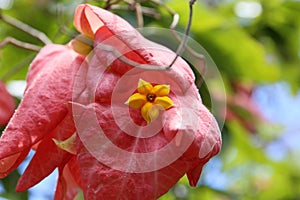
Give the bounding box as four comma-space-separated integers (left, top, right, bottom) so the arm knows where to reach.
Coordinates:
0, 4, 222, 199
0, 81, 15, 126
71, 4, 222, 199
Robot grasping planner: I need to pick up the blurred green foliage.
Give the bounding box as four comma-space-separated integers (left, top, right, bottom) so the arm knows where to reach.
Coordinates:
1, 0, 300, 199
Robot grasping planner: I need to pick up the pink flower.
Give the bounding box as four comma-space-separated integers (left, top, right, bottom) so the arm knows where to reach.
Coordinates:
0, 4, 222, 199
0, 81, 15, 126
72, 4, 222, 199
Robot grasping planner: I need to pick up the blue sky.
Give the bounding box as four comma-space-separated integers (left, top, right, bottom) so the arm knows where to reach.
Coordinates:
253, 82, 300, 158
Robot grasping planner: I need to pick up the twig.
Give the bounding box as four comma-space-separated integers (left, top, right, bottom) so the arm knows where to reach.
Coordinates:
97, 43, 171, 71
0, 13, 52, 45
110, 5, 161, 19
123, 0, 135, 4
135, 2, 144, 28
155, 0, 206, 81
0, 37, 41, 52
166, 2, 205, 73
167, 0, 197, 68
150, 0, 179, 29
104, 0, 123, 10
97, 0, 204, 73
106, 0, 112, 8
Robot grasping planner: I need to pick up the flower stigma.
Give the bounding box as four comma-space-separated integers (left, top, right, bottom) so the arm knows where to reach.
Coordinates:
147, 94, 156, 102
125, 79, 174, 123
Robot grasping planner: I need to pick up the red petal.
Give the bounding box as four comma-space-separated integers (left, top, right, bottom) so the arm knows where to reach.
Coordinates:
180, 103, 222, 187
16, 114, 75, 192
0, 149, 29, 178
0, 44, 83, 177
54, 157, 81, 200
186, 142, 221, 187
74, 4, 104, 38
76, 141, 191, 199
73, 102, 220, 199
81, 4, 195, 82
0, 81, 15, 126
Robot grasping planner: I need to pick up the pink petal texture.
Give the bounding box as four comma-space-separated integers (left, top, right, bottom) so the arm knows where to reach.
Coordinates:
74, 4, 104, 38
54, 157, 82, 200
72, 102, 220, 199
16, 114, 75, 192
0, 4, 221, 200
0, 81, 15, 126
0, 44, 83, 178
71, 4, 222, 199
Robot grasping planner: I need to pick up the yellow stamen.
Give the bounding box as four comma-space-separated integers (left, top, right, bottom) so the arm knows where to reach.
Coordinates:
126, 79, 174, 123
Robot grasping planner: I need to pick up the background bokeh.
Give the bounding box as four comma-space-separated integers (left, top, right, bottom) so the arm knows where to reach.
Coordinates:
0, 0, 300, 199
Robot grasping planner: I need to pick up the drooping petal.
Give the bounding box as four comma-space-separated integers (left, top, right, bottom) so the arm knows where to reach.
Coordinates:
0, 44, 83, 178
154, 96, 174, 110
16, 113, 76, 192
0, 81, 15, 126
187, 111, 221, 186
163, 92, 222, 186
125, 93, 147, 109
152, 84, 170, 96
186, 142, 221, 187
0, 150, 30, 178
137, 79, 153, 95
54, 157, 81, 200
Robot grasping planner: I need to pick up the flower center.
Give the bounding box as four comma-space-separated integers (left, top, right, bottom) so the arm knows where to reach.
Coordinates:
147, 93, 156, 102
125, 79, 174, 123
